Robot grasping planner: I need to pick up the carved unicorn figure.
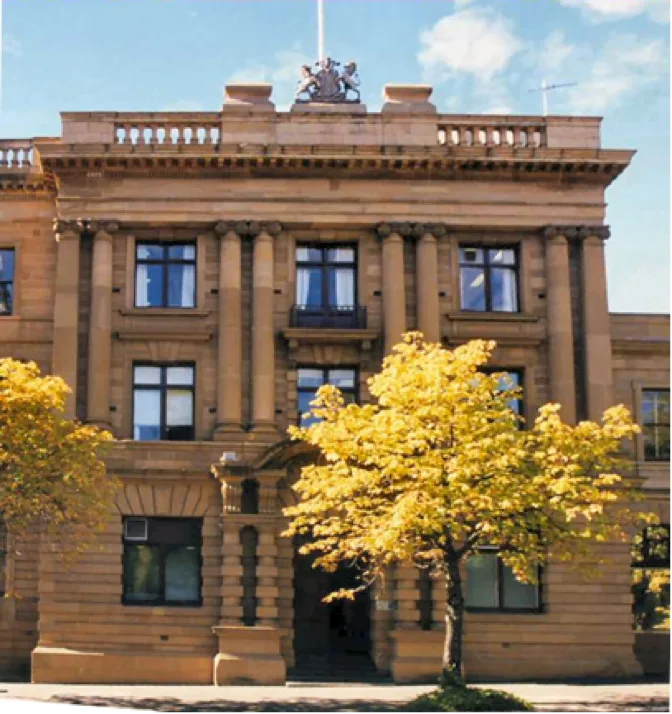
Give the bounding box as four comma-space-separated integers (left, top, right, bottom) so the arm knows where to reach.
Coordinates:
295, 65, 319, 101
340, 62, 361, 103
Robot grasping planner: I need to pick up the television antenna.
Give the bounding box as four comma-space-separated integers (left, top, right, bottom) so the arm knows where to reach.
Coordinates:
529, 78, 578, 116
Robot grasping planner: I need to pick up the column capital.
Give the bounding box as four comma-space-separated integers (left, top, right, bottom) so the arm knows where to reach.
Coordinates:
89, 221, 120, 238
216, 220, 282, 239
543, 225, 610, 242
376, 222, 447, 240
53, 219, 84, 240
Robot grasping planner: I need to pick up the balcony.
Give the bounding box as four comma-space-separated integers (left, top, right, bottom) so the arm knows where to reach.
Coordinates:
289, 305, 367, 330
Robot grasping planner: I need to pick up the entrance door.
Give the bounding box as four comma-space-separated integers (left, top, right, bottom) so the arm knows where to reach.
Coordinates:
292, 541, 374, 679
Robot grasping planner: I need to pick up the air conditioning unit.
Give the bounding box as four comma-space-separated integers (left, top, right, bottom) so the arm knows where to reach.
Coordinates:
124, 517, 148, 541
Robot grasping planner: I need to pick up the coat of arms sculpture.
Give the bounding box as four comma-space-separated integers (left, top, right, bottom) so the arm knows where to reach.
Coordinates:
295, 58, 361, 104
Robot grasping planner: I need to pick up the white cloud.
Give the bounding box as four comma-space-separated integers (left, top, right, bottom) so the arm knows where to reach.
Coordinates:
538, 30, 577, 74
558, 0, 669, 23
565, 34, 668, 113
418, 7, 522, 82
227, 44, 311, 110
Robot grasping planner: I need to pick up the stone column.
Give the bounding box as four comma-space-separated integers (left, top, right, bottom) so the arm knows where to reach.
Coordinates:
86, 222, 117, 428
220, 520, 244, 625
581, 227, 614, 420
251, 222, 281, 432
214, 222, 243, 437
394, 564, 421, 630
378, 224, 407, 355
52, 220, 83, 419
544, 227, 577, 423
416, 225, 442, 343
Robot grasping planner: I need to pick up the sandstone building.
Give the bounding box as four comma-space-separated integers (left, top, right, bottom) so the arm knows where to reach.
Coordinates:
0, 83, 669, 684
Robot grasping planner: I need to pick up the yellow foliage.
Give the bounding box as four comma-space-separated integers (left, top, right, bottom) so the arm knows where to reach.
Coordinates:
284, 333, 654, 587
0, 359, 119, 553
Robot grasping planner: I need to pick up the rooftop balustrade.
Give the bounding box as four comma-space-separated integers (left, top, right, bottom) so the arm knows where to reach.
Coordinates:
0, 139, 37, 171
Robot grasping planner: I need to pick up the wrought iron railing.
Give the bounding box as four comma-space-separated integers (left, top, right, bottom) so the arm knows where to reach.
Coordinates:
289, 304, 367, 329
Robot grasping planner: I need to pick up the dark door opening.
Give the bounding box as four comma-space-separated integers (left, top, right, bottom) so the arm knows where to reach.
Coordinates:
292, 541, 375, 680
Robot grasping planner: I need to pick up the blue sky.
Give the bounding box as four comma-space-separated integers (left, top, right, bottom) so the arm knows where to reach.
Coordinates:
1, 0, 668, 313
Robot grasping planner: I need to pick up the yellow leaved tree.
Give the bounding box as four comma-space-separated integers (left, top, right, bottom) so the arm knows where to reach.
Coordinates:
0, 359, 118, 560
284, 334, 653, 682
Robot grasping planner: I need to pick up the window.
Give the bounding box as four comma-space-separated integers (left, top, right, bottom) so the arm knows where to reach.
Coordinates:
294, 245, 360, 327
133, 364, 195, 441
483, 369, 524, 418
122, 517, 202, 607
297, 367, 357, 427
135, 242, 196, 308
632, 525, 670, 631
466, 550, 541, 612
459, 246, 519, 313
642, 389, 670, 461
0, 248, 15, 316
240, 526, 259, 626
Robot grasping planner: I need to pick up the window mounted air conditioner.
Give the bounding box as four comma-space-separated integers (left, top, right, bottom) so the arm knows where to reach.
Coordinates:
124, 517, 148, 542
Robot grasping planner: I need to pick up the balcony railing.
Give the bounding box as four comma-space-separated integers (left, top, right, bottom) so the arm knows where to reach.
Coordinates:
289, 305, 367, 330
0, 139, 35, 170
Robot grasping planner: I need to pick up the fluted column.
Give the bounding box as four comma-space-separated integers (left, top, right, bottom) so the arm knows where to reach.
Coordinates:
581, 227, 614, 420
52, 220, 83, 419
416, 225, 442, 343
214, 222, 243, 437
544, 227, 577, 423
251, 222, 281, 432
377, 224, 407, 354
86, 222, 117, 428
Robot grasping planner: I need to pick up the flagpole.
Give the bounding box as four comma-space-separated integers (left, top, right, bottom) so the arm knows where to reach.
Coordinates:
317, 0, 325, 61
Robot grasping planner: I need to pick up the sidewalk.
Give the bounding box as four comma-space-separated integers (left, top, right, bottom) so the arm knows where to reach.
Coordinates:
0, 681, 669, 712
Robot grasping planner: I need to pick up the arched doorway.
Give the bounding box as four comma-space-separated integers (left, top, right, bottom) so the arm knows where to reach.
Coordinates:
291, 537, 375, 680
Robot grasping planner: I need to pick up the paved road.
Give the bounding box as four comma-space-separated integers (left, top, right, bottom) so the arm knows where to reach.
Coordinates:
0, 681, 669, 712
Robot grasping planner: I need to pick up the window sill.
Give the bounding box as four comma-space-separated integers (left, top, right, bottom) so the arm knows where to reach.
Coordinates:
121, 601, 203, 609
466, 607, 544, 614
119, 308, 211, 318
446, 312, 538, 323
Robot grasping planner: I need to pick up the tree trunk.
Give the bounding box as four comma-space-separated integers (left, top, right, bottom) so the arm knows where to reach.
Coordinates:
441, 557, 465, 687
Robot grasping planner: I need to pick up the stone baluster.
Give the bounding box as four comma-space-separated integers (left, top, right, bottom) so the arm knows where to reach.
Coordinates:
251, 222, 282, 432
256, 524, 280, 627
86, 222, 118, 429
214, 222, 243, 437
378, 224, 407, 355
416, 225, 443, 343
220, 521, 244, 625
52, 220, 83, 419
581, 227, 614, 420
544, 227, 577, 423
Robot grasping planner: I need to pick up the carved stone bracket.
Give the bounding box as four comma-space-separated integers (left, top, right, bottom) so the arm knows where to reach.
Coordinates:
376, 222, 448, 239
543, 225, 611, 241
214, 220, 282, 239
212, 462, 285, 516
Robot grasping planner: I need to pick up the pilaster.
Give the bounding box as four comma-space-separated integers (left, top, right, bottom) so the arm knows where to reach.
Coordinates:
377, 224, 407, 354
416, 226, 443, 343
52, 220, 83, 419
86, 221, 118, 429
250, 222, 282, 433
214, 222, 243, 437
581, 227, 614, 420
543, 227, 577, 423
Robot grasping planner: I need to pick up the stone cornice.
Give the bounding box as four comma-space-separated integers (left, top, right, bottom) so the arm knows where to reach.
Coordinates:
543, 225, 611, 241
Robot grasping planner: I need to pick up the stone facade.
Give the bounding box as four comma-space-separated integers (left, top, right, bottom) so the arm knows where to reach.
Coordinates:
0, 84, 669, 684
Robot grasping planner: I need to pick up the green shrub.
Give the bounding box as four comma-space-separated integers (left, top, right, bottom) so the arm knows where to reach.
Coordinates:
403, 685, 534, 712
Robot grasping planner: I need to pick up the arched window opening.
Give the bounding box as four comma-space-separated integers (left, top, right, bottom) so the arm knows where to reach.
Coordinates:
240, 526, 259, 626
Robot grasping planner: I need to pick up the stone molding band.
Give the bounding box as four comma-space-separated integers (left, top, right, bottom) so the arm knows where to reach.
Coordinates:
215, 221, 282, 238
376, 222, 447, 239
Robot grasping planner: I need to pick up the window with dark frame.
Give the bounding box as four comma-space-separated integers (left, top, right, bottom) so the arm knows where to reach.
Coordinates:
465, 549, 541, 612
642, 389, 670, 462
482, 368, 524, 419
297, 367, 358, 427
633, 525, 671, 569
135, 242, 196, 308
0, 248, 15, 316
459, 246, 519, 313
133, 364, 195, 441
294, 245, 359, 327
122, 517, 202, 607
